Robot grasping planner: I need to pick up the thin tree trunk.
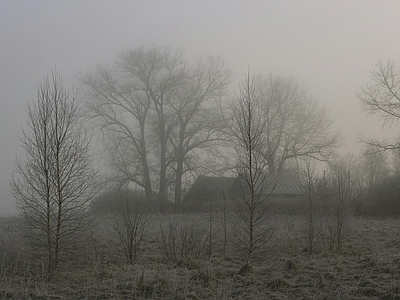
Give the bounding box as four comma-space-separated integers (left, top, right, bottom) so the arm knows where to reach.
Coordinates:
139, 122, 153, 201
174, 153, 184, 203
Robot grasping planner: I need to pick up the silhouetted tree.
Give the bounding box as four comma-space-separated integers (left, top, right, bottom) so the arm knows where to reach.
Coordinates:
11, 71, 99, 275
255, 74, 340, 173
169, 56, 230, 202
82, 47, 178, 201
230, 72, 275, 264
301, 160, 324, 255
326, 158, 354, 252
358, 59, 400, 151
82, 46, 230, 202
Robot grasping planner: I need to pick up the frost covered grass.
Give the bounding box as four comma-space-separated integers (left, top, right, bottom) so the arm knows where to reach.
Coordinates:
1, 214, 400, 299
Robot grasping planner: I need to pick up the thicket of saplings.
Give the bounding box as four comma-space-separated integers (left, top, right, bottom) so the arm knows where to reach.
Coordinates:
1, 174, 400, 299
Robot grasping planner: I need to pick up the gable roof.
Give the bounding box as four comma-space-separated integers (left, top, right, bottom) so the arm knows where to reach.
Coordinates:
183, 172, 304, 203
230, 171, 304, 198
273, 172, 304, 195
182, 176, 235, 203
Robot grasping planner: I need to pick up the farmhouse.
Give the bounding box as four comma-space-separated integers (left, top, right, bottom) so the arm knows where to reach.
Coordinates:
183, 172, 305, 203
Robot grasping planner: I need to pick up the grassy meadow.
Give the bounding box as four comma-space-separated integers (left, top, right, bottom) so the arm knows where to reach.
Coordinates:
1, 211, 400, 299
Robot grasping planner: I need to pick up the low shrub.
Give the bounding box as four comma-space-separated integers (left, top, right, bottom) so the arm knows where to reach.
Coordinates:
159, 219, 206, 261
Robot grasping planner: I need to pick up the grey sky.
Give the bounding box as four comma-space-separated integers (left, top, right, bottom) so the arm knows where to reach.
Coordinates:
1, 1, 400, 215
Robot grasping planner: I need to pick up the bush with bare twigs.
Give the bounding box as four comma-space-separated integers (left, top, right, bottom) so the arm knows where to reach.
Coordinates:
159, 219, 206, 261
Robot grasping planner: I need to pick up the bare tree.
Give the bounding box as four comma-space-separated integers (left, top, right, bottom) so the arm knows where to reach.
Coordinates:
300, 160, 325, 255
81, 49, 159, 201
169, 56, 230, 202
82, 46, 229, 202
11, 71, 98, 275
326, 158, 354, 253
136, 48, 186, 201
358, 59, 400, 150
230, 72, 275, 265
256, 75, 340, 173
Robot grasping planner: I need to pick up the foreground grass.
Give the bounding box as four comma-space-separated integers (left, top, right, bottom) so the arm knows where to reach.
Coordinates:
1, 214, 400, 299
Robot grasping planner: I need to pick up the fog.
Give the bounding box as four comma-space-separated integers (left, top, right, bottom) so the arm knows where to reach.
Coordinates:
1, 1, 400, 216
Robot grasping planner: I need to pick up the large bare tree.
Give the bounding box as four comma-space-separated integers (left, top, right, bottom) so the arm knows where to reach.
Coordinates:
82, 46, 229, 202
169, 56, 230, 202
256, 74, 340, 173
11, 71, 98, 275
83, 47, 186, 201
82, 57, 154, 200
358, 59, 400, 151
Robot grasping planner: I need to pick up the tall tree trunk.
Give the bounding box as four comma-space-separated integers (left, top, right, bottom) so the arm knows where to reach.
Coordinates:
139, 121, 153, 201
174, 152, 184, 203
142, 156, 153, 201
159, 114, 167, 202
174, 125, 186, 203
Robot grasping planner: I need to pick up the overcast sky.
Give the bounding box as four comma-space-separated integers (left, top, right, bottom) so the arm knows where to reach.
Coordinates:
1, 1, 400, 215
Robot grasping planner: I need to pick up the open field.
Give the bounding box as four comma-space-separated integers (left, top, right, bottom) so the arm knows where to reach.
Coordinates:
1, 213, 400, 299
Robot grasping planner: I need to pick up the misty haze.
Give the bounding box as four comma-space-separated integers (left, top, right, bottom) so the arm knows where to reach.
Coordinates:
2, 1, 400, 299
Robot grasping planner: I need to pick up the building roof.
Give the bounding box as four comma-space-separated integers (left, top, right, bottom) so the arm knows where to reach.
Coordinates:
272, 172, 304, 195
182, 176, 235, 203
183, 172, 304, 203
